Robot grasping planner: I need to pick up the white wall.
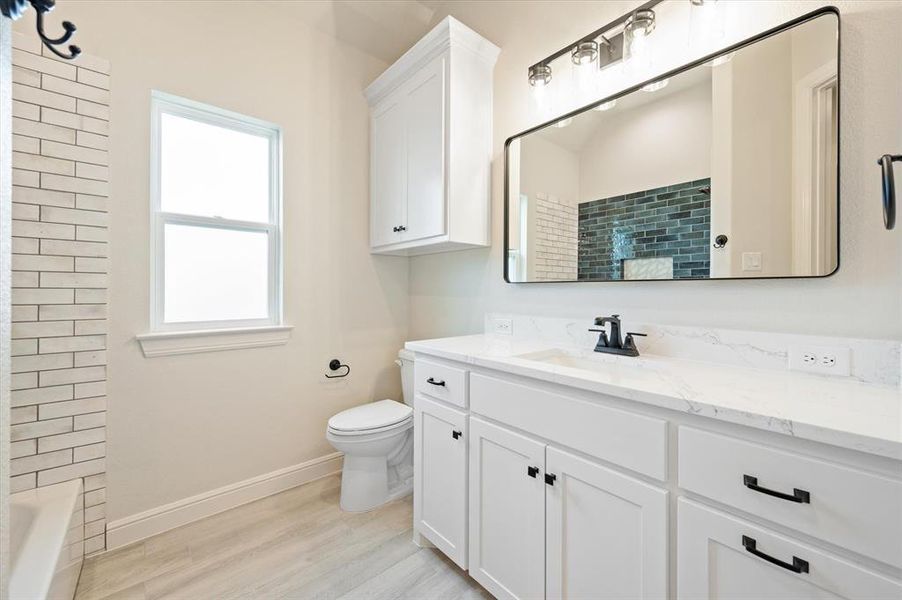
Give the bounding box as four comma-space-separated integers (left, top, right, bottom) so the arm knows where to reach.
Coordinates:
26, 2, 410, 524
410, 0, 902, 340
578, 81, 711, 203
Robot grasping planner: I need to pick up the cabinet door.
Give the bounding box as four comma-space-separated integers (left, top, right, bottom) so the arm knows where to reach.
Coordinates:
469, 417, 545, 600
414, 395, 467, 568
546, 447, 668, 600
678, 498, 902, 600
403, 55, 446, 243
370, 94, 406, 248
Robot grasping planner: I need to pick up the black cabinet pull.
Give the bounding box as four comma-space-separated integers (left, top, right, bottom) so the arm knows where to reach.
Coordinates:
742, 536, 809, 574
527, 466, 539, 478
878, 154, 900, 230
451, 430, 462, 440
544, 473, 556, 486
398, 225, 407, 232
426, 377, 446, 387
743, 475, 810, 504
392, 226, 399, 232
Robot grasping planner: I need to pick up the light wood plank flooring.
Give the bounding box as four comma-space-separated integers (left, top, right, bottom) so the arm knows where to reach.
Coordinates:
76, 474, 490, 600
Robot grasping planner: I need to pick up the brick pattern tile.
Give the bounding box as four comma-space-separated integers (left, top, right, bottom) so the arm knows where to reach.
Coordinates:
10, 31, 109, 555
532, 194, 578, 281
578, 179, 711, 280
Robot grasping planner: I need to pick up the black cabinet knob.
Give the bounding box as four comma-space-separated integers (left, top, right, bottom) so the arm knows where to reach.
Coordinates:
451, 430, 462, 440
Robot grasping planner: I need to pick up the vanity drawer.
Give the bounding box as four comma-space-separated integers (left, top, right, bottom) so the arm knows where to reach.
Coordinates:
415, 359, 468, 408
470, 373, 667, 480
679, 426, 902, 569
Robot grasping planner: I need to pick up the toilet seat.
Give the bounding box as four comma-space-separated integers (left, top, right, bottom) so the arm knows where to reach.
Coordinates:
328, 399, 413, 435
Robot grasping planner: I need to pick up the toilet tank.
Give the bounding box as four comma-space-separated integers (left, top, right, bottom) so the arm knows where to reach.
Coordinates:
397, 348, 415, 406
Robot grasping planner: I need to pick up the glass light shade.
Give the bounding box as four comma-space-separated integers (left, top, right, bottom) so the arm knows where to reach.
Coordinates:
688, 0, 725, 54
623, 9, 656, 78
594, 99, 617, 111
553, 118, 573, 128
641, 78, 669, 92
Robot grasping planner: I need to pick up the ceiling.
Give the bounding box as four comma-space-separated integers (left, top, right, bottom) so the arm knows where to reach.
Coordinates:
271, 0, 644, 66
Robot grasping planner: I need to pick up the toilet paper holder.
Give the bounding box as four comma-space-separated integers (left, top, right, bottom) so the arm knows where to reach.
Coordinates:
325, 359, 350, 379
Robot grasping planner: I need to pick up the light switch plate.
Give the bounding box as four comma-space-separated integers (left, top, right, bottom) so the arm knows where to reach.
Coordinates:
741, 252, 762, 271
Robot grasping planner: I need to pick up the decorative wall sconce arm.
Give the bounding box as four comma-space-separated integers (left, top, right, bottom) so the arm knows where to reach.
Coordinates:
0, 0, 80, 60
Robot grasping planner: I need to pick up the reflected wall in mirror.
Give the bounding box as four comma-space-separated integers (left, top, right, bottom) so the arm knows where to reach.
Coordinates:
505, 10, 839, 283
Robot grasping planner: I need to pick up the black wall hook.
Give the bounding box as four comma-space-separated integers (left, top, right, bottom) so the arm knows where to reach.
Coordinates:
325, 359, 350, 379
1, 0, 81, 60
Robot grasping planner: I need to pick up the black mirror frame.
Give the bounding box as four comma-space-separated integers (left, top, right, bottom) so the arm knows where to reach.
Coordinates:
503, 6, 841, 284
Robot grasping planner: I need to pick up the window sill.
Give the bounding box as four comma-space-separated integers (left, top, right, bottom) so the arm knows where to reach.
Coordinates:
136, 325, 293, 358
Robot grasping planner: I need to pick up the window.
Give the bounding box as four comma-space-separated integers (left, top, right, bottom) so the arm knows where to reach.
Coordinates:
149, 91, 282, 333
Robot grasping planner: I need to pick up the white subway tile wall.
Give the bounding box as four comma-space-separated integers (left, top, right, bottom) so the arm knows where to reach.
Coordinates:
533, 195, 577, 281
9, 31, 109, 555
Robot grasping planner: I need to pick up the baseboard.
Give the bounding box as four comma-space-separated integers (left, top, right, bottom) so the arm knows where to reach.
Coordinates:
105, 452, 343, 550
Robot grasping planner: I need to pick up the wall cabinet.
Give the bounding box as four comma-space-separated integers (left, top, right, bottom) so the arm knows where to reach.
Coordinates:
365, 17, 499, 256
410, 355, 902, 600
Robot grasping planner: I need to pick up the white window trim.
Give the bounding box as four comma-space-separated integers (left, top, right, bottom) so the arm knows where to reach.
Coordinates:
140, 91, 288, 356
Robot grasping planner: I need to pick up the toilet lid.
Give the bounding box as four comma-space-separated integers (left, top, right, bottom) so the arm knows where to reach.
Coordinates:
328, 399, 413, 432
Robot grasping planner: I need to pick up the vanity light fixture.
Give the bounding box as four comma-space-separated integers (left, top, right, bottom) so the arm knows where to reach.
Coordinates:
0, 0, 81, 59
524, 0, 663, 90
594, 99, 617, 111
571, 41, 599, 65
623, 8, 658, 80
528, 64, 553, 87
689, 0, 726, 54
641, 78, 669, 92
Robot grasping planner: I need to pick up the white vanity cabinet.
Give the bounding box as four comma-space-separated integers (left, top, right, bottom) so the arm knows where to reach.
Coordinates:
678, 499, 902, 599
365, 17, 499, 256
409, 348, 902, 600
413, 395, 468, 568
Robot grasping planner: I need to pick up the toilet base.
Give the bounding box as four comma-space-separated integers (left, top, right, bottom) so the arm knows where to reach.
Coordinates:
339, 455, 412, 512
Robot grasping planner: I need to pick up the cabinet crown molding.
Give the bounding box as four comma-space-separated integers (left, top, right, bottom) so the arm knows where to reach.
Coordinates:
365, 16, 500, 106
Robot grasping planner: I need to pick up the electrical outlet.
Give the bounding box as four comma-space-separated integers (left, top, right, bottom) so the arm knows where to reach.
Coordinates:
789, 345, 850, 376
492, 317, 513, 336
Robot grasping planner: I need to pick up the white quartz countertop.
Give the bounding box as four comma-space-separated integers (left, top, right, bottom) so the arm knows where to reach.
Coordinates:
406, 334, 902, 460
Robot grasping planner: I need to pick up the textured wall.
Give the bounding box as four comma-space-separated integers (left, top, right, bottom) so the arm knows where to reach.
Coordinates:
578, 179, 711, 281
8, 31, 109, 555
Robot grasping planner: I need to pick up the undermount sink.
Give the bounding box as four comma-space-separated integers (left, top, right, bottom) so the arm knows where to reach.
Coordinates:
513, 348, 658, 372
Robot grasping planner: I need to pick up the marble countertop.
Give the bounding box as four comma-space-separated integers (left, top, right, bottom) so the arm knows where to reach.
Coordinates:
406, 334, 902, 460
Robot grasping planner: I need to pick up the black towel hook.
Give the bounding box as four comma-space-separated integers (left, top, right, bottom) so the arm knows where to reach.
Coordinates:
325, 359, 350, 379
879, 154, 900, 230
0, 0, 81, 60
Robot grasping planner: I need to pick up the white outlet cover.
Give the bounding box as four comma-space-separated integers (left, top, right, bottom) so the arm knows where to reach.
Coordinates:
492, 317, 513, 335
789, 344, 851, 377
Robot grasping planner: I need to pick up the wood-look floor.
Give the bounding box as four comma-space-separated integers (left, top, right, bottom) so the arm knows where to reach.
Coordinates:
76, 474, 490, 600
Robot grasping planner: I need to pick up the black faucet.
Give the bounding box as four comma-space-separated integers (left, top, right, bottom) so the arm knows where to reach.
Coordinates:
589, 314, 646, 357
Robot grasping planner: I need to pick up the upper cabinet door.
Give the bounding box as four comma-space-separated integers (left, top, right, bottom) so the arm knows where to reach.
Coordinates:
403, 55, 446, 243
370, 95, 406, 248
546, 447, 668, 600
677, 498, 902, 600
468, 417, 546, 600
414, 395, 468, 569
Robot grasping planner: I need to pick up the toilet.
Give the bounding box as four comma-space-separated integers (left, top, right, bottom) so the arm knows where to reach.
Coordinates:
327, 349, 415, 512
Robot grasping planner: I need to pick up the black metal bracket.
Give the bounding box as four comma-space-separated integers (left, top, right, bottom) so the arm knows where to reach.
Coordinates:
325, 359, 350, 379
0, 0, 81, 60
743, 475, 810, 504
879, 154, 900, 230
742, 536, 809, 574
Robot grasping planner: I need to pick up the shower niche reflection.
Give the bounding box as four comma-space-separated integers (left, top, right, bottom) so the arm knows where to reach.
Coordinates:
505, 9, 839, 283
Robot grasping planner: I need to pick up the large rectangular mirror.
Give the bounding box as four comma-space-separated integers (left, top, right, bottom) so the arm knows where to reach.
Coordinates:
505, 9, 839, 283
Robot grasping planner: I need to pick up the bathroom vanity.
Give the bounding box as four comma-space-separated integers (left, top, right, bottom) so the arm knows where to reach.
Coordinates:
407, 326, 902, 599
